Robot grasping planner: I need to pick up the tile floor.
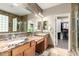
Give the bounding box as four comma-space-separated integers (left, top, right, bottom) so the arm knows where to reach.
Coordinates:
40, 47, 77, 56
57, 39, 68, 49
36, 39, 78, 56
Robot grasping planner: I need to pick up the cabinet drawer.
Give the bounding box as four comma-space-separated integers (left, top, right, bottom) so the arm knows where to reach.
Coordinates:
31, 40, 36, 46
37, 39, 44, 44
0, 50, 11, 56
15, 52, 23, 56
44, 37, 48, 50
23, 42, 30, 50
12, 42, 30, 56
24, 46, 35, 56
12, 46, 24, 56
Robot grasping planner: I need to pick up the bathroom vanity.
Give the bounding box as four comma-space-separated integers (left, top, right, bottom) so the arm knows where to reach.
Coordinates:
0, 33, 49, 56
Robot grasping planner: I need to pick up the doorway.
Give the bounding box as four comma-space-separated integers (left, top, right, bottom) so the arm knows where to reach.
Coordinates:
55, 16, 69, 50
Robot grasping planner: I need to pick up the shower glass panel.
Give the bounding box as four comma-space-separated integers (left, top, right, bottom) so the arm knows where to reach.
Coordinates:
77, 19, 79, 48
77, 4, 79, 48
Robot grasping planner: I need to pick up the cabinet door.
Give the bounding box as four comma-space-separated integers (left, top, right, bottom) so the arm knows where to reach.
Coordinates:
15, 52, 23, 56
36, 41, 44, 54
0, 50, 11, 56
12, 46, 24, 56
44, 37, 48, 50
31, 40, 36, 46
24, 46, 35, 56
12, 43, 30, 56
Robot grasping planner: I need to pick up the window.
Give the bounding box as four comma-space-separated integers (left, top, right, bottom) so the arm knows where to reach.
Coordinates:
43, 21, 48, 30
13, 18, 17, 31
0, 14, 8, 32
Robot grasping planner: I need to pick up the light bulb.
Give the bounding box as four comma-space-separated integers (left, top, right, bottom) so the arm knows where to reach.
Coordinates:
13, 3, 18, 6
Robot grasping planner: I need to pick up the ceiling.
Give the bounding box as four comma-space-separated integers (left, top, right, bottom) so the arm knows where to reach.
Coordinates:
37, 3, 62, 10
0, 3, 32, 16
0, 3, 62, 16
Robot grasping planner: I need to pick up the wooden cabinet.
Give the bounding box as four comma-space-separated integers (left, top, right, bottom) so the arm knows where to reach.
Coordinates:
24, 46, 35, 56
24, 40, 36, 56
36, 39, 44, 54
36, 35, 48, 54
31, 40, 36, 46
0, 35, 48, 56
14, 52, 23, 56
0, 50, 11, 56
12, 46, 24, 56
44, 36, 48, 50
12, 42, 30, 56
12, 41, 36, 56
37, 38, 44, 44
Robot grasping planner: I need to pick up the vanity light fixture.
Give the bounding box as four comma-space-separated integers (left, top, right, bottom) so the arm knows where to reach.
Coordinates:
13, 3, 19, 6
35, 14, 38, 17
39, 13, 44, 18
35, 13, 44, 18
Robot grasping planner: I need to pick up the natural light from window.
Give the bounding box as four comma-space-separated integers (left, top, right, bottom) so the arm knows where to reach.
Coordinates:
0, 14, 8, 32
13, 18, 17, 31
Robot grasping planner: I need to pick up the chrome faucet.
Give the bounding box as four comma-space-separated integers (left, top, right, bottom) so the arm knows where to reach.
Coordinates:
11, 34, 16, 40
8, 34, 16, 40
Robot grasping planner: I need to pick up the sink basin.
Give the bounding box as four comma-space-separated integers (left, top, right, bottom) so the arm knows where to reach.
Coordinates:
35, 33, 48, 36
0, 37, 28, 52
8, 37, 27, 45
8, 40, 24, 44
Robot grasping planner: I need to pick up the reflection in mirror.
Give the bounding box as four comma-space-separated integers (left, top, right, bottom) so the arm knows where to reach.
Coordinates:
38, 21, 42, 30
17, 21, 22, 32
27, 23, 34, 32
0, 3, 32, 33
24, 22, 27, 32
13, 17, 17, 32
43, 21, 48, 30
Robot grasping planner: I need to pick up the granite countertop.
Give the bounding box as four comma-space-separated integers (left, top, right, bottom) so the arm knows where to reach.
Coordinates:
0, 35, 46, 53
27, 36, 44, 42
0, 37, 29, 52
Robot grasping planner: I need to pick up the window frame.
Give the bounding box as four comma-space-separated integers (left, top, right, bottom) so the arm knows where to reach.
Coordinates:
0, 14, 9, 33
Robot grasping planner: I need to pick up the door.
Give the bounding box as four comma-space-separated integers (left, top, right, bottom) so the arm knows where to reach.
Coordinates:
55, 17, 61, 46
55, 16, 69, 49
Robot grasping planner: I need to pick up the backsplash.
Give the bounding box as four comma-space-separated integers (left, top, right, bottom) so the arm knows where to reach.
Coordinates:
0, 32, 28, 41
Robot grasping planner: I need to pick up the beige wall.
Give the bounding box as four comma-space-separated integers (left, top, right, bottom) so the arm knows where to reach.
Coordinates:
27, 3, 72, 50
43, 3, 71, 16
27, 13, 43, 32
43, 3, 71, 50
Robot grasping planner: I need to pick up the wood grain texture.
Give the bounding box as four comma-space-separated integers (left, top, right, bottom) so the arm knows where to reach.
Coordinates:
44, 37, 48, 50
24, 46, 35, 56
0, 49, 11, 56
24, 40, 36, 56
12, 43, 30, 56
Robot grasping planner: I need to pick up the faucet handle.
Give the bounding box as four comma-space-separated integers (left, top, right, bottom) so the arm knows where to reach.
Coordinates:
12, 34, 16, 39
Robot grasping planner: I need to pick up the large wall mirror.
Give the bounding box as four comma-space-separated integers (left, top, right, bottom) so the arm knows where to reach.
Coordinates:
38, 21, 42, 30
13, 17, 17, 32
0, 3, 32, 33
37, 21, 48, 32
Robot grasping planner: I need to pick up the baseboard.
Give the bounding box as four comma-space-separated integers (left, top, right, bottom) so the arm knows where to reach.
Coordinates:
48, 44, 54, 48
